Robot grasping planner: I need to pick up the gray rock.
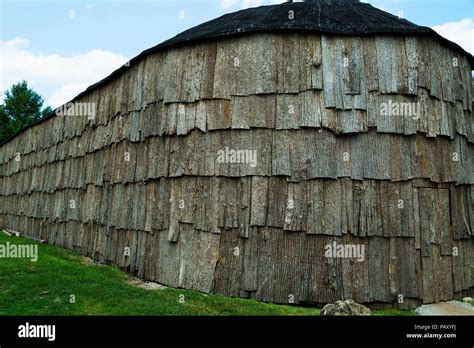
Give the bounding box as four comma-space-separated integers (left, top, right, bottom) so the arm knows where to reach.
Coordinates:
320, 299, 372, 316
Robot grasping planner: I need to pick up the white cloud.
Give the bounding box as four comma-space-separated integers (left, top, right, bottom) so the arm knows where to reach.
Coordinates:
432, 19, 474, 55
220, 0, 285, 9
221, 0, 239, 8
241, 0, 263, 8
0, 37, 128, 108
48, 83, 90, 109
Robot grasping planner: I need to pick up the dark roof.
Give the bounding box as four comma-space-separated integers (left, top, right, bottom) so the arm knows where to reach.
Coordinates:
156, 0, 473, 63
2, 0, 473, 145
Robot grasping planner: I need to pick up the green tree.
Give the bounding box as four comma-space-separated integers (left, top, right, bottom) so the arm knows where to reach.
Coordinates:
0, 81, 52, 143
0, 105, 12, 143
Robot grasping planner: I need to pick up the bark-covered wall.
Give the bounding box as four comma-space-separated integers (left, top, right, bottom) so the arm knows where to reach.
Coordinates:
0, 33, 473, 308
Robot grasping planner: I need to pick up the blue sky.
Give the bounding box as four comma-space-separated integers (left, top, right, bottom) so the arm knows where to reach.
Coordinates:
1, 0, 473, 108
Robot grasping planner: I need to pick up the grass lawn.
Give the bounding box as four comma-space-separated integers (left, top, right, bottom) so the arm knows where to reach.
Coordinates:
0, 232, 415, 316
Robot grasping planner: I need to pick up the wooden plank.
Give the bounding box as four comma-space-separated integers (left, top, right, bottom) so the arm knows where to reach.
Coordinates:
250, 176, 268, 226
199, 42, 217, 99
405, 37, 419, 96
335, 136, 352, 178
242, 227, 258, 291
340, 178, 354, 235
362, 37, 379, 92
418, 188, 436, 257
299, 90, 322, 128
344, 37, 367, 110
339, 234, 370, 303
271, 230, 305, 304
389, 237, 420, 304
231, 96, 250, 129
213, 40, 232, 99
375, 36, 409, 94
143, 230, 158, 281
376, 94, 403, 134
221, 179, 239, 229
276, 94, 299, 130
378, 182, 400, 237
299, 35, 323, 91
181, 46, 204, 103
368, 236, 391, 302
133, 141, 149, 182
360, 181, 383, 237
231, 36, 254, 96
421, 252, 436, 303
399, 181, 415, 238
155, 229, 180, 288
288, 130, 311, 181
253, 35, 278, 94
315, 235, 345, 303
178, 226, 220, 293
206, 99, 232, 131
167, 179, 180, 242
168, 136, 186, 177
132, 183, 147, 231
237, 177, 251, 238
272, 130, 291, 176
438, 44, 455, 103
213, 229, 244, 296
144, 180, 158, 232
176, 103, 188, 135
415, 37, 431, 89
155, 179, 171, 231
266, 177, 287, 228
133, 230, 148, 279
438, 254, 454, 301
254, 227, 275, 302
450, 185, 472, 239
195, 100, 207, 132
248, 95, 276, 129
338, 109, 367, 134
283, 182, 307, 232
428, 40, 442, 99
312, 130, 337, 179
146, 136, 169, 179
162, 48, 184, 103
143, 53, 163, 105
390, 135, 413, 182
318, 93, 337, 132
468, 186, 474, 235
321, 36, 352, 109
460, 56, 472, 111
176, 177, 195, 225
276, 34, 300, 94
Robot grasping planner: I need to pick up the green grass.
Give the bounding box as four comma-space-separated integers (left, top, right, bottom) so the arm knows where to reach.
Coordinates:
373, 309, 416, 316
0, 233, 415, 316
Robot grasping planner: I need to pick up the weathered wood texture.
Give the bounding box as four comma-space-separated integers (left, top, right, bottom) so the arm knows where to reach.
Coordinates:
0, 33, 472, 308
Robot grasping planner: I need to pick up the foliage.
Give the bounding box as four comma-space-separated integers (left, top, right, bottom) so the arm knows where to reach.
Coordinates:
0, 81, 52, 143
